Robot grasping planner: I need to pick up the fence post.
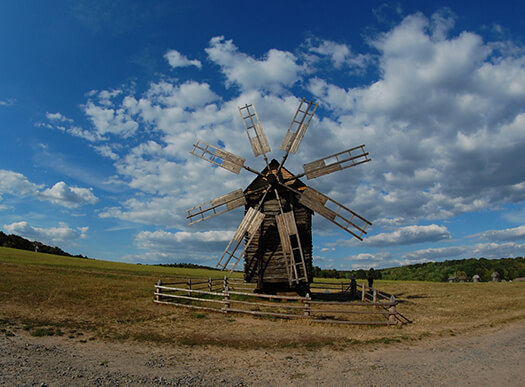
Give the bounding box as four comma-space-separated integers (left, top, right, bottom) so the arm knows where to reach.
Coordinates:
304, 293, 311, 318
208, 277, 213, 292
388, 295, 398, 325
373, 289, 378, 309
223, 285, 230, 314
187, 278, 192, 296
156, 279, 162, 302
223, 276, 228, 292
361, 282, 366, 301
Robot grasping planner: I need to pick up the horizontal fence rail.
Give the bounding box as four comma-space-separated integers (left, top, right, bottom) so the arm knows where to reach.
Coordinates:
153, 278, 408, 326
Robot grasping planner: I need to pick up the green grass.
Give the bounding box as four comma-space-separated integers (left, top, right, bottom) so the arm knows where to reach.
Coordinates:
1, 246, 524, 349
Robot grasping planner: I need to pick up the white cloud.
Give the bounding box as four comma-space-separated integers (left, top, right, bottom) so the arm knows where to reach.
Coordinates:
205, 36, 304, 92
46, 112, 73, 123
3, 221, 88, 245
133, 229, 235, 264
402, 246, 467, 261
360, 224, 451, 247
307, 38, 371, 71
144, 80, 218, 109
0, 170, 40, 196
91, 144, 120, 160
472, 241, 525, 258
83, 100, 138, 138
474, 225, 525, 242
37, 181, 98, 208
164, 49, 202, 69
0, 98, 15, 106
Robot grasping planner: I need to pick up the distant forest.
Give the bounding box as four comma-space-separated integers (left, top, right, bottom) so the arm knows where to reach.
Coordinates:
0, 231, 88, 259
314, 257, 525, 282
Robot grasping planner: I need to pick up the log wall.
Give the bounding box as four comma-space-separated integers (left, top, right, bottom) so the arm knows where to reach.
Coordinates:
244, 188, 313, 289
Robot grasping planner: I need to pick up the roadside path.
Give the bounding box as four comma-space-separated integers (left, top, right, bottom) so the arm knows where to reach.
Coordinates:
1, 320, 524, 386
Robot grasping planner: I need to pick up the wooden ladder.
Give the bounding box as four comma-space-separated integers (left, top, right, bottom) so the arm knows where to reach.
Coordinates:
275, 212, 308, 285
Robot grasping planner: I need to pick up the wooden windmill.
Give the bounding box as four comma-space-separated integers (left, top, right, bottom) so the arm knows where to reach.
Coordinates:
186, 98, 372, 293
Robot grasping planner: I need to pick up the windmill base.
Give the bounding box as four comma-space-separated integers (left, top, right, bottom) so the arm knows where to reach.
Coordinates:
252, 281, 310, 296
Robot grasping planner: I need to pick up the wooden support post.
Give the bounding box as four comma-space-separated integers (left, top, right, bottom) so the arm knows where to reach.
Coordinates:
208, 277, 213, 292
223, 276, 228, 292
304, 293, 311, 317
373, 289, 378, 309
187, 278, 192, 296
223, 286, 230, 314
388, 296, 398, 325
156, 279, 162, 302
361, 282, 366, 301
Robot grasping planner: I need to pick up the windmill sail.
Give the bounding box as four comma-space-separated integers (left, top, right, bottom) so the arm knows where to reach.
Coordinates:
186, 189, 246, 225
239, 104, 271, 157
275, 211, 308, 285
298, 186, 371, 240
190, 140, 246, 174
280, 98, 318, 155
216, 207, 265, 274
303, 145, 370, 180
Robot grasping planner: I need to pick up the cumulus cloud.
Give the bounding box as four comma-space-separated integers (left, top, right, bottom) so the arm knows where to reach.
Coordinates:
360, 224, 451, 247
0, 170, 40, 196
164, 49, 202, 69
474, 225, 525, 242
38, 182, 98, 208
205, 36, 304, 92
134, 229, 235, 264
306, 38, 371, 71
46, 112, 73, 123
307, 11, 525, 226
402, 246, 467, 261
3, 221, 88, 245
83, 100, 138, 138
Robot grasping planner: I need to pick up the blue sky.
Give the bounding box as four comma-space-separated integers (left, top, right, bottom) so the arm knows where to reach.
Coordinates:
1, 0, 525, 270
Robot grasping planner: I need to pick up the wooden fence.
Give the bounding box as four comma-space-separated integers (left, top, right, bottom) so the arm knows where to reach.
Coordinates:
153, 278, 409, 325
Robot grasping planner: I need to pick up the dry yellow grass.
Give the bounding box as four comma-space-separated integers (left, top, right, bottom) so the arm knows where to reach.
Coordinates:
1, 247, 524, 349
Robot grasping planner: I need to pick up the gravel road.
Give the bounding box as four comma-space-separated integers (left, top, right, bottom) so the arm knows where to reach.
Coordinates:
1, 320, 524, 386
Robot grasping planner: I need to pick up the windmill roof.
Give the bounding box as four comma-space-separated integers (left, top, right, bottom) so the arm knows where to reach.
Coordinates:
244, 159, 307, 194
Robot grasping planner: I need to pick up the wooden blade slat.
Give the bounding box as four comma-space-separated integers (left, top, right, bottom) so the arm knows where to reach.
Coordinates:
303, 145, 370, 180
190, 140, 246, 174
239, 104, 271, 157
186, 189, 246, 225
298, 186, 372, 240
216, 207, 265, 273
280, 98, 318, 155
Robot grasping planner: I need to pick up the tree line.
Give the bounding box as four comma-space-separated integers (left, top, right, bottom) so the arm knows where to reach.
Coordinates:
314, 257, 525, 282
0, 231, 88, 259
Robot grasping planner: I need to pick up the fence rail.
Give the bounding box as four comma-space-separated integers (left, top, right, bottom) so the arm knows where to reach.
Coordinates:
154, 278, 407, 326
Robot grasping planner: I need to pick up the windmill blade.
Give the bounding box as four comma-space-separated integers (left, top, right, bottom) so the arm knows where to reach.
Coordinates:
239, 103, 271, 157
190, 139, 246, 174
298, 186, 372, 240
280, 98, 318, 155
275, 211, 308, 285
216, 206, 265, 275
302, 145, 370, 180
186, 189, 246, 225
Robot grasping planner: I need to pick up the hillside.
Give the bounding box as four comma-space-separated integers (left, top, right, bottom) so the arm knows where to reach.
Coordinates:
0, 231, 86, 258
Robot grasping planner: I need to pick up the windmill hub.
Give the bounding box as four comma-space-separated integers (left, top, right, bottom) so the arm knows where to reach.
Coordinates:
265, 172, 279, 187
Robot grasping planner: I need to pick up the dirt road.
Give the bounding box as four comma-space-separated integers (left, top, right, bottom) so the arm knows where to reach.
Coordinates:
1, 320, 524, 386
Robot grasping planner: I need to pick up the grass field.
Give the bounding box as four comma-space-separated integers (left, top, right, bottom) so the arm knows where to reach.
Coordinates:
1, 246, 524, 349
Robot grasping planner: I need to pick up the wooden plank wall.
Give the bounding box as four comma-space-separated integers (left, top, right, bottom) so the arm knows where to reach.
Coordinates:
244, 189, 313, 288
